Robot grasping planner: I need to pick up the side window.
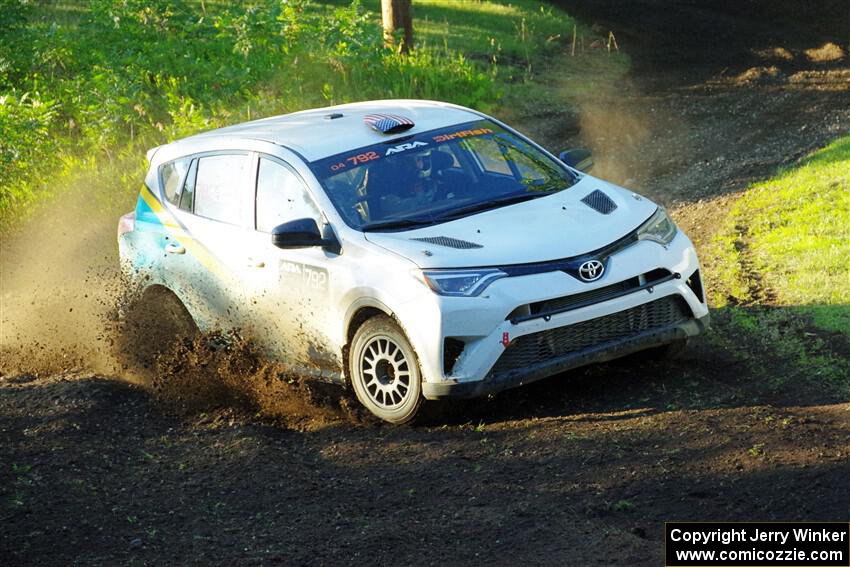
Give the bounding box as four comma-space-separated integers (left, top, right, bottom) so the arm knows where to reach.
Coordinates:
461, 136, 546, 183
256, 158, 320, 233
461, 137, 512, 175
193, 154, 249, 225
160, 158, 191, 205
505, 142, 548, 184
178, 159, 197, 212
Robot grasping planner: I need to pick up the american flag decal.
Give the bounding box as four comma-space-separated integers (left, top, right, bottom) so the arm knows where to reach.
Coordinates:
363, 113, 415, 134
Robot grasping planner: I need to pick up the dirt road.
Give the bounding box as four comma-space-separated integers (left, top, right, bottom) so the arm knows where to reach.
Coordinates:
2, 2, 849, 565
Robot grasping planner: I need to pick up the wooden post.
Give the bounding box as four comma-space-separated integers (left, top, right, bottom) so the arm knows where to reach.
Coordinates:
382, 0, 414, 53
571, 23, 577, 56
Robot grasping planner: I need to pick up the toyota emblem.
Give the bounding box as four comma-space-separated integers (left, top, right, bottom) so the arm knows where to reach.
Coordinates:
578, 259, 605, 282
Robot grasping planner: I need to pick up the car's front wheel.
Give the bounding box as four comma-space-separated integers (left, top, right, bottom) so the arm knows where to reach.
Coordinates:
349, 315, 422, 424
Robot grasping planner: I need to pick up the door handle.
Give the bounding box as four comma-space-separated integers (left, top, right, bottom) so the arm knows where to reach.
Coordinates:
246, 257, 266, 268
165, 242, 186, 255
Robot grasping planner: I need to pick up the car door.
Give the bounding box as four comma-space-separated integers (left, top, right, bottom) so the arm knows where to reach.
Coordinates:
163, 151, 260, 331
243, 154, 342, 376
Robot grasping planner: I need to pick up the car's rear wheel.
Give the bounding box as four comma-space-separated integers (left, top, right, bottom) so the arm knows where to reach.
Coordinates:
349, 315, 422, 424
118, 286, 198, 377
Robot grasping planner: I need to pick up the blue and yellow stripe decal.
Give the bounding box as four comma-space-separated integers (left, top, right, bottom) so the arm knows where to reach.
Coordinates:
135, 185, 230, 278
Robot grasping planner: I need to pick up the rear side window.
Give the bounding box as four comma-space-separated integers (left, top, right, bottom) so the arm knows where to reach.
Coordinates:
160, 158, 191, 205
255, 158, 320, 232
193, 154, 249, 225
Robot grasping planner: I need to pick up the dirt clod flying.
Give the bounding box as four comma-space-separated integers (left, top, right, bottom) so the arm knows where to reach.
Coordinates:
147, 329, 367, 429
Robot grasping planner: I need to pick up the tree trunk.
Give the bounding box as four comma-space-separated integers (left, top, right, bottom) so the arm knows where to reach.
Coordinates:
381, 0, 414, 54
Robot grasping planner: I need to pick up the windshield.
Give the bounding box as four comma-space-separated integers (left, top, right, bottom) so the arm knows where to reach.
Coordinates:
309, 119, 578, 231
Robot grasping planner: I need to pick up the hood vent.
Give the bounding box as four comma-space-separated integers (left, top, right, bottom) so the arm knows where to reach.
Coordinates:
581, 190, 617, 215
411, 236, 483, 249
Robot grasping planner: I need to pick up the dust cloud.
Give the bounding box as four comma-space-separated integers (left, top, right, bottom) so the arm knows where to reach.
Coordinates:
0, 163, 355, 427
572, 76, 689, 201
0, 181, 127, 377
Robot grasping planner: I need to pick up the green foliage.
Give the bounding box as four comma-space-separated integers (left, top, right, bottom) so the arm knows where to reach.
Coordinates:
0, 0, 502, 219
710, 135, 850, 314
704, 136, 850, 397
0, 0, 33, 88
0, 92, 57, 211
322, 0, 574, 60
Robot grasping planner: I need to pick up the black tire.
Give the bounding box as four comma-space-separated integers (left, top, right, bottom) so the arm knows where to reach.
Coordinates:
349, 315, 422, 424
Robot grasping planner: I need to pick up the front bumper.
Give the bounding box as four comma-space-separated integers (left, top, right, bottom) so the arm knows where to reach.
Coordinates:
422, 312, 709, 399
392, 231, 709, 398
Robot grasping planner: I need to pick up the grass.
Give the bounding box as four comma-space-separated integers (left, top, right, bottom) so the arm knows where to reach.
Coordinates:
704, 135, 850, 397
711, 135, 850, 319
0, 0, 626, 230
320, 0, 629, 111
321, 0, 575, 59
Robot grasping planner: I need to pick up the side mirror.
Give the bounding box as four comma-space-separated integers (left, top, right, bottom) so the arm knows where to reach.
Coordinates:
559, 149, 594, 172
271, 218, 339, 253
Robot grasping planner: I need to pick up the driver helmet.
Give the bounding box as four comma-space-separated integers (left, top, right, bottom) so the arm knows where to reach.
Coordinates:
411, 149, 433, 180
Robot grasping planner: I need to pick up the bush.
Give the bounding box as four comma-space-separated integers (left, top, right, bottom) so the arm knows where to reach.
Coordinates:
0, 0, 33, 90
0, 0, 500, 218
0, 92, 57, 214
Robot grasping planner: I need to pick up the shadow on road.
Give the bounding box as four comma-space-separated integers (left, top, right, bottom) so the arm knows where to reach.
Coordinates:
2, 373, 848, 566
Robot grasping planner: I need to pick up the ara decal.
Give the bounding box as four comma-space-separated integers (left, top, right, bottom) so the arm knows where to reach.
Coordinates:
385, 140, 429, 156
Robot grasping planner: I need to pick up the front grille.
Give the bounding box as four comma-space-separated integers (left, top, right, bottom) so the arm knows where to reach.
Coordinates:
528, 268, 672, 317
493, 296, 690, 374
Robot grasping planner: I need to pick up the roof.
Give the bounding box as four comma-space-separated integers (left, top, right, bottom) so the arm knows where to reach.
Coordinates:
171, 99, 484, 162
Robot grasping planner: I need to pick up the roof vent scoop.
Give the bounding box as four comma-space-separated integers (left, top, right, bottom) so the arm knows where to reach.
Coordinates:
580, 189, 618, 215
364, 113, 415, 134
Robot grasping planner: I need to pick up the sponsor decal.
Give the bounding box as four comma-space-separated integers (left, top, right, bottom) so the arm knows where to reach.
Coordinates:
316, 121, 497, 176
279, 260, 329, 293
385, 140, 429, 155
433, 127, 493, 143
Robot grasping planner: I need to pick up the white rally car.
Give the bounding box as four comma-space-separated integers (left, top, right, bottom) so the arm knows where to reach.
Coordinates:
118, 100, 709, 423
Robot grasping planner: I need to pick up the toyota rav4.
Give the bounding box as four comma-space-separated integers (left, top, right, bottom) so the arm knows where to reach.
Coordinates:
117, 99, 709, 423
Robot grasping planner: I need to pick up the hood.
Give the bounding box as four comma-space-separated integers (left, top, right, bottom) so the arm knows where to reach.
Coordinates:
363, 177, 658, 268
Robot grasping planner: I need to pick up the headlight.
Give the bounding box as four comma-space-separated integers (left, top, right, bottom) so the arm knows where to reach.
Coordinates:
416, 268, 507, 297
637, 207, 677, 245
